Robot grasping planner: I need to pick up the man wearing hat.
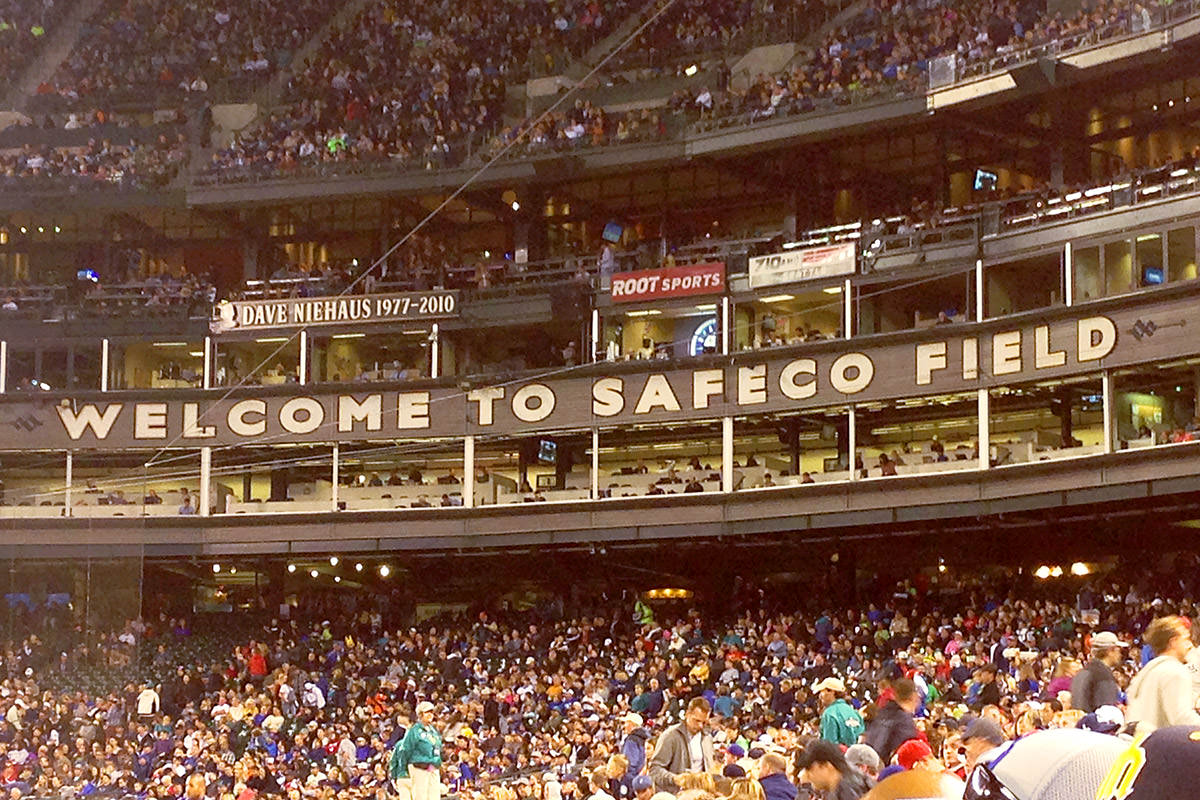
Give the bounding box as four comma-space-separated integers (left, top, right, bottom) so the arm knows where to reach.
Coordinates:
960, 717, 1005, 773
1070, 631, 1128, 713
621, 712, 650, 784
815, 677, 863, 747
390, 701, 444, 800
844, 744, 881, 783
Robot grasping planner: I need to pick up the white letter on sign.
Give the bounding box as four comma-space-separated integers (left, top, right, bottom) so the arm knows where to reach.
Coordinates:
512, 384, 556, 423
831, 353, 874, 395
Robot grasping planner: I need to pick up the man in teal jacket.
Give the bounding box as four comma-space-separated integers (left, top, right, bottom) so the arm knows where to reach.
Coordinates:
390, 701, 444, 800
815, 677, 864, 747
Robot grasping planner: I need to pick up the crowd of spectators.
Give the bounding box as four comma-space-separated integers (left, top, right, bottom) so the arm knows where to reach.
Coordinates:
200, 0, 642, 180
609, 0, 840, 73
201, 0, 1160, 183
0, 134, 190, 191
31, 0, 344, 111
0, 267, 214, 324
0, 0, 57, 87
0, 558, 1195, 799
697, 0, 1146, 126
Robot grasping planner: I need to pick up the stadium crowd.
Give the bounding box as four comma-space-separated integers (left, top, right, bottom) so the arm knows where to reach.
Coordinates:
199, 0, 643, 179
0, 557, 1197, 799
699, 0, 1146, 125
0, 0, 58, 87
0, 134, 190, 190
199, 0, 1156, 182
31, 0, 343, 111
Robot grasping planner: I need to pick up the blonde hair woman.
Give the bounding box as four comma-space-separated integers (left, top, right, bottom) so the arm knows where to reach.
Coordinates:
723, 777, 765, 800
677, 772, 717, 794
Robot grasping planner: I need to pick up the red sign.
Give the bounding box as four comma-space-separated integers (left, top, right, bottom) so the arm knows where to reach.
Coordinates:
610, 262, 726, 303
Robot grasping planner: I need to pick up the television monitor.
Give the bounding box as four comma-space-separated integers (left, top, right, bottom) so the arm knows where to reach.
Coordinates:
537, 439, 557, 464
602, 221, 624, 243
974, 169, 998, 191
1142, 266, 1164, 285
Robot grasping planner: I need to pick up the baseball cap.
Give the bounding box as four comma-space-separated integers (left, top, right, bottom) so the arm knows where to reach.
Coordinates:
1077, 706, 1123, 734
726, 743, 745, 758
623, 712, 644, 726
415, 701, 435, 714
976, 728, 1127, 800
722, 765, 746, 778
962, 717, 1005, 747
894, 739, 933, 770
1093, 725, 1200, 800
813, 677, 846, 693
795, 739, 846, 771
1090, 631, 1128, 649
631, 776, 653, 793
845, 744, 883, 774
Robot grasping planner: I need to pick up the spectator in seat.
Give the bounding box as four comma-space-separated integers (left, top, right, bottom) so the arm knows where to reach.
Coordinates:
757, 752, 796, 800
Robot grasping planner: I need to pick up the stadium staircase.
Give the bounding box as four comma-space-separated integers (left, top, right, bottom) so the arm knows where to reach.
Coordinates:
772, 0, 872, 77
2, 0, 107, 113
249, 0, 378, 110
564, 0, 669, 82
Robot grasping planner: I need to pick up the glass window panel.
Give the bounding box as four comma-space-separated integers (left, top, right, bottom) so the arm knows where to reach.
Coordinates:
1168, 227, 1197, 282
1104, 239, 1132, 296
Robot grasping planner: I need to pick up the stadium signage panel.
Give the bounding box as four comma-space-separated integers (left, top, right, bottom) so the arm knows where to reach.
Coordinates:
211, 291, 459, 332
610, 262, 725, 303
10, 292, 1199, 448
748, 243, 856, 288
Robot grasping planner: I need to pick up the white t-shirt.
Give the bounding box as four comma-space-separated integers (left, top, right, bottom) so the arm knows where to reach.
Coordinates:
1185, 646, 1200, 706
687, 731, 704, 772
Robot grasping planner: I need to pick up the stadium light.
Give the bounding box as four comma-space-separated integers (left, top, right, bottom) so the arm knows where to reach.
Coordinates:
379, 565, 391, 578
1071, 562, 1090, 576
329, 556, 339, 566
1034, 565, 1052, 579
310, 569, 319, 578
287, 564, 296, 573
212, 564, 221, 573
